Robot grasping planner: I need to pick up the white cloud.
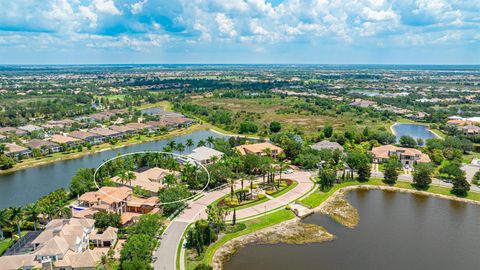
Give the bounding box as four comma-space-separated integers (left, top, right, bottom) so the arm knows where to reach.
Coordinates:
215, 13, 237, 37
131, 0, 147, 14
362, 7, 397, 21
92, 0, 122, 15
79, 6, 98, 28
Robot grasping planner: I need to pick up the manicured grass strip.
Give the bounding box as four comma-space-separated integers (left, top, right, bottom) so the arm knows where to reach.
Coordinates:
0, 238, 14, 256
271, 180, 299, 198
300, 178, 480, 209
176, 223, 192, 270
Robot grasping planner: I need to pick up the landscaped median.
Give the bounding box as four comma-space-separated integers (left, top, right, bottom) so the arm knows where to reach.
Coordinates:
211, 179, 298, 211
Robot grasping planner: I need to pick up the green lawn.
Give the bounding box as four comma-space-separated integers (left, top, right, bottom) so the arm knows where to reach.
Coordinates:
0, 238, 13, 255
300, 178, 480, 209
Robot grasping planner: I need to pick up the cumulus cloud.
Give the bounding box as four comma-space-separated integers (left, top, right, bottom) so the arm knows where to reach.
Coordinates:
0, 0, 478, 56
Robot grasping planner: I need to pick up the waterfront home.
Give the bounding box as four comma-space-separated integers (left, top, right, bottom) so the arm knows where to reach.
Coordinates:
310, 140, 344, 152
50, 134, 81, 147
77, 186, 132, 215
68, 130, 105, 144
147, 117, 194, 130
89, 127, 124, 140
112, 167, 180, 194
235, 142, 284, 157
371, 145, 431, 167
18, 124, 44, 134
125, 122, 157, 133
74, 186, 160, 225
25, 139, 61, 153
4, 142, 31, 159
187, 146, 224, 165
0, 218, 111, 270
461, 125, 480, 136
0, 126, 27, 136
109, 124, 136, 135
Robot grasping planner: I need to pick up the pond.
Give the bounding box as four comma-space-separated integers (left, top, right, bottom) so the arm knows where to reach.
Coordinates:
0, 130, 226, 209
392, 123, 438, 142
224, 190, 480, 270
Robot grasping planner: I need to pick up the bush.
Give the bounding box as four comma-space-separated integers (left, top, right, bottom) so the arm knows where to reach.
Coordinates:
257, 194, 266, 199
266, 190, 276, 195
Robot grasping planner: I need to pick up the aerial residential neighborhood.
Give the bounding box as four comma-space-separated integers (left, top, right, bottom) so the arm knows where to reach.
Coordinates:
1, 1, 479, 270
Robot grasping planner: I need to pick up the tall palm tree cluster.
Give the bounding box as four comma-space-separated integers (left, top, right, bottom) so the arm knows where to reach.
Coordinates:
0, 189, 71, 242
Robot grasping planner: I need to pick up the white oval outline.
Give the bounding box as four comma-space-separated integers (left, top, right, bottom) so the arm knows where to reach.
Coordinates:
93, 150, 210, 207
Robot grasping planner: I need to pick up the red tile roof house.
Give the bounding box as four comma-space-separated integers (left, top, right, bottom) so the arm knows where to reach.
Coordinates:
74, 186, 161, 226
25, 139, 62, 153
89, 127, 124, 140
371, 145, 431, 167
68, 130, 105, 145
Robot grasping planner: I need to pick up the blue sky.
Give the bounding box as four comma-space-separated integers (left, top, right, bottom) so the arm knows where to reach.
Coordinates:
0, 0, 479, 64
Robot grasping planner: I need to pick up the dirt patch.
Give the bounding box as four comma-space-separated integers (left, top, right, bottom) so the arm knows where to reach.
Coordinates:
315, 189, 359, 228
212, 218, 333, 270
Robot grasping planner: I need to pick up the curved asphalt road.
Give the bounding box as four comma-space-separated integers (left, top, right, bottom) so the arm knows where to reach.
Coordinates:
153, 171, 314, 270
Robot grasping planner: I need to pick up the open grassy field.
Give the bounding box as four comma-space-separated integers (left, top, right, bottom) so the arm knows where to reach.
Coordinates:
191, 96, 391, 136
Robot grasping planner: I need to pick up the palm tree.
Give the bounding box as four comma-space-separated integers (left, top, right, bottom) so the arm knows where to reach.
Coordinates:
126, 171, 135, 186
0, 209, 10, 240
186, 139, 194, 150
118, 171, 128, 185
42, 204, 57, 221
207, 136, 215, 147
53, 203, 71, 219
10, 207, 23, 237
24, 203, 42, 231
167, 140, 177, 150
197, 139, 206, 147
163, 174, 177, 186
176, 143, 185, 153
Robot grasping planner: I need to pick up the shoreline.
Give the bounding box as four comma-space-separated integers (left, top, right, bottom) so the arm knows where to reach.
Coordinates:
0, 124, 207, 175
390, 122, 442, 139
210, 184, 480, 269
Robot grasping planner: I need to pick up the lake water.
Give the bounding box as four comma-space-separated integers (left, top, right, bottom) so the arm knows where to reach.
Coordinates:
392, 123, 437, 142
0, 130, 226, 209
224, 190, 480, 270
